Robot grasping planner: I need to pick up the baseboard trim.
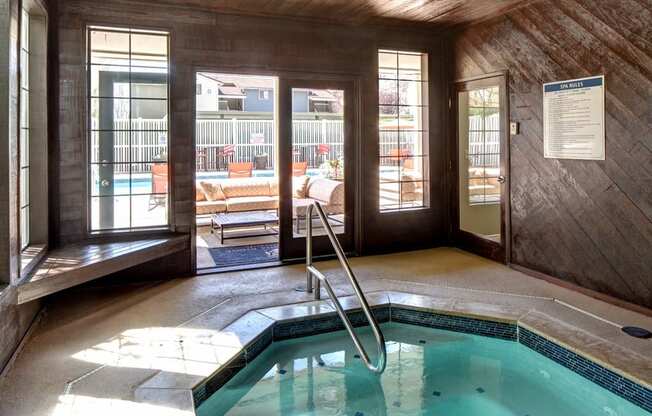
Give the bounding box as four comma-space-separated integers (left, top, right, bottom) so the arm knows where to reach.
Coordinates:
510, 263, 652, 319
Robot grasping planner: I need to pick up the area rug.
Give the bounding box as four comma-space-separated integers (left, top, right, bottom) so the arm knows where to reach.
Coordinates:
208, 243, 279, 268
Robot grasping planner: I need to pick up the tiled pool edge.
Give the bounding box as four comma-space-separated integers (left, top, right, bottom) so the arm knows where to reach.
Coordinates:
519, 326, 652, 413
184, 292, 652, 414
391, 307, 518, 340
192, 305, 391, 407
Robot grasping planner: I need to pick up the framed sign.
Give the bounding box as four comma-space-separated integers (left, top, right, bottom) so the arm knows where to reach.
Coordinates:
543, 75, 605, 160
250, 132, 265, 144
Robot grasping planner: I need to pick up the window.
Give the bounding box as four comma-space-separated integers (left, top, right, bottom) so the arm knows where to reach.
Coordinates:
258, 89, 269, 100
310, 101, 332, 113
88, 27, 170, 232
18, 1, 48, 275
196, 84, 202, 95
218, 98, 243, 111
465, 87, 500, 205
19, 9, 30, 250
378, 50, 429, 212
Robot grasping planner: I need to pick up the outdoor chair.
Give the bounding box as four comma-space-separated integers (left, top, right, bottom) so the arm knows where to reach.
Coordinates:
149, 162, 168, 210
217, 144, 236, 170
389, 148, 414, 169
389, 148, 411, 161
317, 143, 330, 164
292, 161, 308, 176
228, 162, 253, 178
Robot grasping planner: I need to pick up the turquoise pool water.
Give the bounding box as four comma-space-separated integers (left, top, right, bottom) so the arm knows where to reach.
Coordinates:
105, 170, 294, 194
197, 323, 649, 416
102, 171, 278, 195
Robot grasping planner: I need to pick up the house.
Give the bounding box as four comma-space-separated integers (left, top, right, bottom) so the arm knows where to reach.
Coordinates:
196, 73, 340, 115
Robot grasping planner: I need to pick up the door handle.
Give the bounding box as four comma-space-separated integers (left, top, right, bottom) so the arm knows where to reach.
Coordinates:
497, 175, 506, 184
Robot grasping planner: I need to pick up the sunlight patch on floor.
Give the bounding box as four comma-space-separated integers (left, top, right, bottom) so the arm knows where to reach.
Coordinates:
52, 394, 192, 416
71, 327, 246, 377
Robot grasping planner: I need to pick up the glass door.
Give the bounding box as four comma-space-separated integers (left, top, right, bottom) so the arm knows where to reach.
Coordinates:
278, 79, 355, 260
454, 75, 509, 262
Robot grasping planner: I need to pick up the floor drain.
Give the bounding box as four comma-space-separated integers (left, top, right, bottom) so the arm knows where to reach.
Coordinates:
621, 326, 652, 339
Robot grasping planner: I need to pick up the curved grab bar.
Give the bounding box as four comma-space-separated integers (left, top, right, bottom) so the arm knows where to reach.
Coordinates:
305, 201, 387, 374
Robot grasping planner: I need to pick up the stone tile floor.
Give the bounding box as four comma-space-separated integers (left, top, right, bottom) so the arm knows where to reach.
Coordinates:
0, 247, 650, 416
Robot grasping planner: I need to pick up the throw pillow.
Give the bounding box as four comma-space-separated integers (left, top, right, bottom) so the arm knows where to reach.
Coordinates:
292, 175, 310, 198
199, 181, 225, 201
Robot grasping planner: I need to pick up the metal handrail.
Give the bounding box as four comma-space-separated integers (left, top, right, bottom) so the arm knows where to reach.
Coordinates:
305, 201, 387, 374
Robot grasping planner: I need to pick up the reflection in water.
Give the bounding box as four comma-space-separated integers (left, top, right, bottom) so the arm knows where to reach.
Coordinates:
198, 324, 647, 416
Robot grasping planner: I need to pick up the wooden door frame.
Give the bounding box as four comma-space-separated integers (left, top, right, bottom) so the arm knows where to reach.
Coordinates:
450, 71, 511, 264
278, 78, 359, 261
190, 66, 362, 272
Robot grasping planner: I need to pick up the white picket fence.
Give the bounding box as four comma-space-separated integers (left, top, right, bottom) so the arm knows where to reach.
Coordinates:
468, 113, 500, 169
195, 119, 347, 171
95, 119, 349, 173
91, 114, 500, 173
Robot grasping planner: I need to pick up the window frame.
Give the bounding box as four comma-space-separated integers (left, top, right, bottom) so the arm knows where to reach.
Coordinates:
19, 8, 31, 251
17, 0, 49, 279
86, 25, 172, 235
377, 48, 430, 213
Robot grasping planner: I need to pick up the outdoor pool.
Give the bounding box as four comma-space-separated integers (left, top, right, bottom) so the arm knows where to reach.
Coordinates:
103, 167, 406, 195
104, 169, 311, 194
196, 323, 649, 416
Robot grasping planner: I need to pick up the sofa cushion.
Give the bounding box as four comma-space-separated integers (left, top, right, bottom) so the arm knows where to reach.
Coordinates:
306, 177, 344, 206
269, 178, 279, 196
196, 200, 227, 215
196, 187, 206, 202
199, 181, 225, 201
292, 175, 310, 198
400, 192, 421, 203
221, 179, 271, 198
226, 196, 279, 212
399, 180, 419, 194
293, 198, 344, 217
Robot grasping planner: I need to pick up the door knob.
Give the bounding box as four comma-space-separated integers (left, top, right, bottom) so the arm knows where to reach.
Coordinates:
497, 175, 506, 184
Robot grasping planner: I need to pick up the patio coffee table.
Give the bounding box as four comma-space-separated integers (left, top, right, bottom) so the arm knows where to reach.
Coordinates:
211, 211, 279, 244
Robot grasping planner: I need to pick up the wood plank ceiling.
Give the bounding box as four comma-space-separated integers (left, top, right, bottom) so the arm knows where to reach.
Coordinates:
152, 0, 529, 30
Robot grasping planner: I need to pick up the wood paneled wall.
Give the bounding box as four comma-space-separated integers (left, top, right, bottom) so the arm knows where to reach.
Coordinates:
453, 0, 652, 308
0, 0, 47, 373
53, 0, 448, 272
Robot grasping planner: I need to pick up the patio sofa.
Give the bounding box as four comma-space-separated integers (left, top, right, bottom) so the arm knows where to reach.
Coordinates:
196, 176, 344, 219
378, 170, 424, 205
196, 178, 278, 215
292, 176, 344, 231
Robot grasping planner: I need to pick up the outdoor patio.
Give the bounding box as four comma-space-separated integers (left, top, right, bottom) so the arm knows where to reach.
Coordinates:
195, 208, 345, 270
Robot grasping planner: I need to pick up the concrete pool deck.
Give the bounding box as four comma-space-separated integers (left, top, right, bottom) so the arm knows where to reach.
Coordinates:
0, 247, 650, 415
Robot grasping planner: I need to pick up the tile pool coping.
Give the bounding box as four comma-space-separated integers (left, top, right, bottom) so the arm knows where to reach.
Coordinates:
135, 290, 652, 415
